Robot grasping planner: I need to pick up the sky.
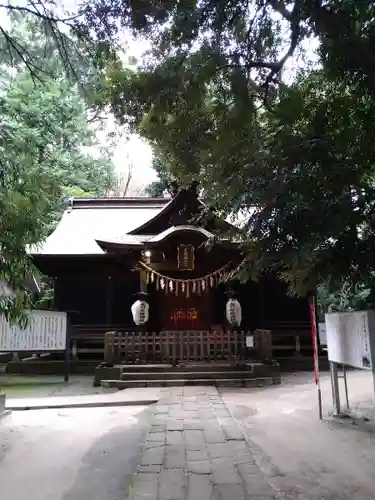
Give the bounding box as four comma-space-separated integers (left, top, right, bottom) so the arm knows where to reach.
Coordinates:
109, 34, 156, 192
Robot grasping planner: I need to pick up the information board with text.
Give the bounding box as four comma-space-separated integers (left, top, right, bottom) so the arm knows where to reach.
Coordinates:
0, 310, 67, 351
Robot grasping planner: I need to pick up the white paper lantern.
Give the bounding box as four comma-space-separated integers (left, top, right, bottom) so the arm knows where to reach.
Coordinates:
226, 298, 242, 326
131, 300, 149, 326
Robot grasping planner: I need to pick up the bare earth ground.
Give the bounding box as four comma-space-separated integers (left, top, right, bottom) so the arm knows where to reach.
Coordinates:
221, 370, 375, 500
1, 371, 375, 500
0, 374, 118, 399
0, 374, 152, 500
0, 405, 150, 500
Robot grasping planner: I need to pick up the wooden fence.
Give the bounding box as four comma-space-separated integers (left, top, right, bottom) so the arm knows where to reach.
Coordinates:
70, 323, 307, 361
104, 330, 254, 364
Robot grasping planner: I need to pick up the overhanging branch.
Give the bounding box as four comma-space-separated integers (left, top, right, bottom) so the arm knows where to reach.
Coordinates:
0, 3, 80, 23
263, 0, 302, 89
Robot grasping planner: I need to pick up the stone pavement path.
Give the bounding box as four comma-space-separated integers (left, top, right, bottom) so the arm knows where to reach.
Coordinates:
129, 386, 289, 500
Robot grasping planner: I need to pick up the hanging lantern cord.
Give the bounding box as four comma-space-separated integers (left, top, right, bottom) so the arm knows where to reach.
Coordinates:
138, 260, 232, 296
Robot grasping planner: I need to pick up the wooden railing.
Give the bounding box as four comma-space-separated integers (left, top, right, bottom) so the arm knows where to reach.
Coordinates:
70, 325, 129, 358
69, 322, 314, 361
270, 322, 312, 356
104, 330, 254, 364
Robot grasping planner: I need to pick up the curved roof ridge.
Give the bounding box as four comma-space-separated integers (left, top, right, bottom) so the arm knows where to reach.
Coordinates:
147, 225, 214, 243
128, 189, 186, 235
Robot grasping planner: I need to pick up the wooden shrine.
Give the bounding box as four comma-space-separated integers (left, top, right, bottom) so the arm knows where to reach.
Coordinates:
29, 183, 312, 371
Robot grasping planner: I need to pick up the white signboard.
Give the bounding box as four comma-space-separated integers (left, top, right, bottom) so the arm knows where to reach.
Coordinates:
0, 310, 67, 351
246, 335, 254, 348
325, 311, 372, 369
318, 322, 327, 346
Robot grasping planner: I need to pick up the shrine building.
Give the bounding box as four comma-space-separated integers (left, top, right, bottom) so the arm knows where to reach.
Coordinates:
29, 183, 312, 370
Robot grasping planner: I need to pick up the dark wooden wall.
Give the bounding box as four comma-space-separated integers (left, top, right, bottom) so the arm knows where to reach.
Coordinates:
55, 275, 139, 327
237, 278, 309, 329
54, 273, 309, 330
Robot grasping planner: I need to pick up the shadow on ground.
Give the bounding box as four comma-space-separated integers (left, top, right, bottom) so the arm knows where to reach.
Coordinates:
62, 407, 151, 500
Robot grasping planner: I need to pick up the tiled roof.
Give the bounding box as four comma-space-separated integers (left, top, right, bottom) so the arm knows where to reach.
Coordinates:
29, 197, 170, 256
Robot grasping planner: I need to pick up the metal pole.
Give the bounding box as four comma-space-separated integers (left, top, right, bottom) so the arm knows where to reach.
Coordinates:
310, 294, 323, 420
330, 359, 336, 407
343, 365, 350, 410
331, 361, 341, 415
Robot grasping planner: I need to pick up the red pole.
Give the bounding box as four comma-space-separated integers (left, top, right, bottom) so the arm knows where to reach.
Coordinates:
309, 295, 323, 419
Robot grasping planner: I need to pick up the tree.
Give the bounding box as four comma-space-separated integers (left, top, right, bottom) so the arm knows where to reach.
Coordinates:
2, 1, 375, 300
123, 68, 375, 295
317, 281, 375, 317
0, 15, 115, 325
1, 2, 374, 99
146, 151, 175, 197
87, 2, 375, 297
2, 69, 115, 196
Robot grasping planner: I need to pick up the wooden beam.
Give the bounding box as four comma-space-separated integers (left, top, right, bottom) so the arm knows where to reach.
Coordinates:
105, 277, 113, 325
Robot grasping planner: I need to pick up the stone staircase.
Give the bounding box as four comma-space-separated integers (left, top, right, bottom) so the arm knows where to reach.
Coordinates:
94, 361, 281, 388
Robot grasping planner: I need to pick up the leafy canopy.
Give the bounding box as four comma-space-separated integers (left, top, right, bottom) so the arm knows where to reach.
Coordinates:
2, 1, 375, 298
84, 1, 374, 297
146, 151, 176, 197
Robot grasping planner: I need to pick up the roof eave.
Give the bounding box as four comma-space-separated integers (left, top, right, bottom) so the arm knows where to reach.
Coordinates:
95, 240, 144, 252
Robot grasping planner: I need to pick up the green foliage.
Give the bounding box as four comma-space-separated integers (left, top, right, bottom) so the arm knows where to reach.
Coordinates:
34, 277, 54, 310
146, 151, 175, 197
113, 64, 375, 296
3, 2, 374, 300
0, 15, 115, 325
317, 281, 375, 317
90, 1, 375, 298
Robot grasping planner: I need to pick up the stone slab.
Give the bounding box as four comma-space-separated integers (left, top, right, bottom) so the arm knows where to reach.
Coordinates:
211, 460, 242, 484
6, 387, 161, 410
222, 425, 245, 441
187, 460, 212, 474
131, 472, 159, 500
126, 386, 276, 500
187, 474, 214, 500
186, 449, 209, 462
159, 468, 185, 500
141, 446, 165, 466
167, 421, 184, 431
164, 445, 185, 469
166, 430, 184, 445
184, 429, 206, 450
214, 484, 247, 500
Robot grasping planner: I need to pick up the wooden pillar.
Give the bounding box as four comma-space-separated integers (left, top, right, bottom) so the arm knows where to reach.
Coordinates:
138, 269, 149, 337
260, 278, 265, 329
53, 277, 58, 310
105, 276, 113, 326
139, 269, 147, 293
254, 329, 273, 362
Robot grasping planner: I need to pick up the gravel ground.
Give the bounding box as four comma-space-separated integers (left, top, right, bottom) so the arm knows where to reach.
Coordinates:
221, 370, 375, 500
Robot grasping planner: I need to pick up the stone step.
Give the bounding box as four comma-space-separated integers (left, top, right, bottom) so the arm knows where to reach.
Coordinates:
101, 377, 278, 389
120, 370, 263, 380
118, 362, 265, 373
93, 361, 281, 387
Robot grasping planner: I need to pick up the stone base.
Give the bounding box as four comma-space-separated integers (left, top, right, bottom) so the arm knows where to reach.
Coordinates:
94, 361, 281, 389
